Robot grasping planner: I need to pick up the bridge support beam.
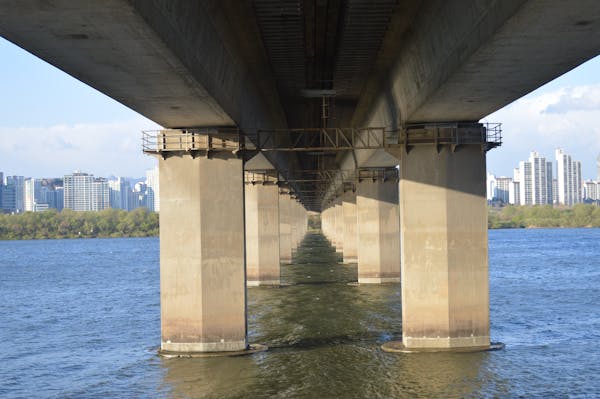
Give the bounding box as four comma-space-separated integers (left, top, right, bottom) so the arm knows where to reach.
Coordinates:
159, 156, 246, 353
245, 180, 280, 286
399, 144, 490, 350
356, 178, 401, 284
279, 191, 293, 264
342, 191, 358, 263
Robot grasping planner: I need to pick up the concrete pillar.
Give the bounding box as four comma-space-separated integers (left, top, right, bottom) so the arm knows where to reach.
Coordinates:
334, 198, 344, 253
323, 208, 332, 240
400, 145, 489, 350
159, 155, 246, 353
291, 200, 300, 252
342, 190, 358, 263
279, 191, 292, 264
356, 173, 401, 284
245, 180, 280, 286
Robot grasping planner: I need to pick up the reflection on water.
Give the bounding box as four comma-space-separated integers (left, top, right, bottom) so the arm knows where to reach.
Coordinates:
160, 233, 501, 398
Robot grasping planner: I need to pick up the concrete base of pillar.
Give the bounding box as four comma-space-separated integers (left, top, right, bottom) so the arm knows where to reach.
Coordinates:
160, 340, 246, 353
247, 279, 281, 287
159, 343, 268, 358
357, 277, 400, 284
381, 340, 504, 353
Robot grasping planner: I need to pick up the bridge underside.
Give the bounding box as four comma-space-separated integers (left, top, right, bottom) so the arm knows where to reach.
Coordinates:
2, 1, 599, 353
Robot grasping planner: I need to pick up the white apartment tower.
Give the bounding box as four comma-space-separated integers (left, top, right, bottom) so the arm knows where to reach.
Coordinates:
555, 148, 582, 206
146, 166, 160, 212
64, 172, 94, 211
92, 178, 110, 211
495, 177, 512, 203
24, 178, 42, 212
517, 151, 553, 205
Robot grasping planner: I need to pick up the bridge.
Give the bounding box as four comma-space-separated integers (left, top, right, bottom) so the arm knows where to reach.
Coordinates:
1, 0, 599, 354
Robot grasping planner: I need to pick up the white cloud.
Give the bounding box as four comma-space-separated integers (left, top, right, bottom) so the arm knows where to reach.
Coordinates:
485, 84, 600, 180
0, 116, 160, 178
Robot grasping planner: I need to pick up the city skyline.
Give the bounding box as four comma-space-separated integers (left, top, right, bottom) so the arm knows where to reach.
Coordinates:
0, 167, 159, 214
1, 37, 600, 179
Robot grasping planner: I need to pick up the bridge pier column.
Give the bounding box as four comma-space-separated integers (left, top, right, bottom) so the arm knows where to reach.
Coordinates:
159, 155, 246, 353
245, 175, 280, 286
323, 207, 333, 243
399, 144, 490, 350
279, 191, 293, 264
342, 190, 358, 263
356, 172, 401, 284
334, 198, 344, 253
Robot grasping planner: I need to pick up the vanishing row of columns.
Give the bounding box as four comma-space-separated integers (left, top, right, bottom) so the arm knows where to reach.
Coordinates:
322, 144, 489, 350
158, 156, 307, 353
245, 180, 308, 286
157, 137, 489, 354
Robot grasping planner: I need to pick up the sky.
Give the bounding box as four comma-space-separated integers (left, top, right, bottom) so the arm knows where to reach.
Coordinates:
1, 37, 600, 180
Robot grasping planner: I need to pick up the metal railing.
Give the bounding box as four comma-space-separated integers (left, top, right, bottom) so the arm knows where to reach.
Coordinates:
142, 128, 242, 155
142, 123, 502, 155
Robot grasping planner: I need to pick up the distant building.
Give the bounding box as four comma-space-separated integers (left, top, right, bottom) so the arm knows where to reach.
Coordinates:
131, 182, 147, 210
64, 172, 94, 211
509, 181, 521, 205
516, 151, 553, 205
47, 187, 64, 211
584, 180, 600, 201
24, 178, 46, 212
5, 176, 25, 213
146, 166, 159, 212
108, 178, 131, 211
91, 178, 110, 211
555, 148, 582, 206
495, 177, 512, 204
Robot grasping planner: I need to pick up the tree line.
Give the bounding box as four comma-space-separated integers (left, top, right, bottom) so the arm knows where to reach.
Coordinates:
0, 208, 159, 240
489, 204, 600, 229
2, 204, 599, 240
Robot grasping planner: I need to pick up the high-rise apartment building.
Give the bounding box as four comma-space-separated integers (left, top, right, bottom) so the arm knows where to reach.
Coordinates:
146, 166, 159, 212
64, 172, 94, 211
109, 178, 131, 210
496, 177, 512, 204
24, 178, 43, 212
5, 176, 25, 213
486, 174, 496, 201
584, 180, 600, 201
92, 178, 110, 211
509, 181, 521, 205
555, 148, 582, 206
47, 187, 64, 211
516, 151, 553, 205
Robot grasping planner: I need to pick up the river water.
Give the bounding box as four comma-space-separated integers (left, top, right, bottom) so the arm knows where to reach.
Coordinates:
1, 228, 599, 398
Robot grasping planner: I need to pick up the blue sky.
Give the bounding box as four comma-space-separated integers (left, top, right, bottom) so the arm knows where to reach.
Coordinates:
1, 37, 600, 180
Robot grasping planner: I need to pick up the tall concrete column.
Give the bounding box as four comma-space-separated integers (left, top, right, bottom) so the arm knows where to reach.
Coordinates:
334, 198, 344, 253
279, 191, 293, 264
245, 176, 280, 286
159, 155, 246, 353
291, 199, 300, 252
342, 190, 358, 263
399, 144, 490, 350
356, 170, 401, 284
